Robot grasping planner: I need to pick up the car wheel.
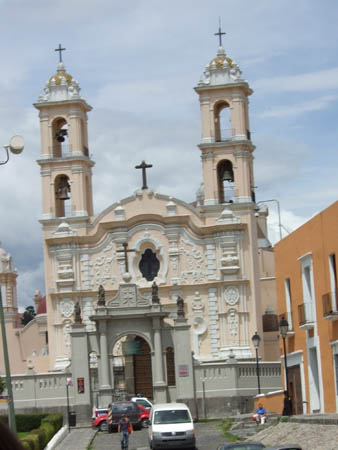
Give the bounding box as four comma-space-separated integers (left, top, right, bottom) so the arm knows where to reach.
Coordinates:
141, 418, 149, 428
99, 421, 108, 432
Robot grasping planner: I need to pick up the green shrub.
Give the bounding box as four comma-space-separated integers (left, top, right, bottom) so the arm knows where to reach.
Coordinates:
40, 421, 54, 442
20, 440, 33, 450
41, 413, 63, 433
20, 433, 39, 450
16, 414, 48, 432
31, 427, 48, 449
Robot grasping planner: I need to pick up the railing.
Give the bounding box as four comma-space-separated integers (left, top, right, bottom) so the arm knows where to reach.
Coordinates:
323, 291, 338, 317
298, 302, 314, 326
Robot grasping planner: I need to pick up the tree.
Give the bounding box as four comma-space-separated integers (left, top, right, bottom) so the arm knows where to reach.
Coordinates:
21, 305, 36, 326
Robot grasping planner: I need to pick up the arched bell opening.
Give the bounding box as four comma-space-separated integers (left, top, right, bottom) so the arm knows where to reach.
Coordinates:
52, 117, 69, 157
217, 160, 235, 204
112, 335, 153, 399
55, 174, 71, 217
138, 248, 160, 282
214, 101, 232, 142
81, 118, 89, 157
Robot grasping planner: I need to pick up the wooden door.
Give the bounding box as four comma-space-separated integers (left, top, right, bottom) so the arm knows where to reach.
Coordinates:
133, 338, 153, 399
288, 365, 303, 414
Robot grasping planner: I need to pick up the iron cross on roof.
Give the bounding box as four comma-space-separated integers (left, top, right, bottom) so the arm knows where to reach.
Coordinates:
214, 18, 226, 46
135, 160, 152, 190
55, 44, 66, 63
117, 242, 136, 273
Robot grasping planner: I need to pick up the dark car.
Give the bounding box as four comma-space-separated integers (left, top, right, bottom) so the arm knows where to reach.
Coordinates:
107, 401, 141, 433
265, 446, 302, 450
218, 443, 266, 450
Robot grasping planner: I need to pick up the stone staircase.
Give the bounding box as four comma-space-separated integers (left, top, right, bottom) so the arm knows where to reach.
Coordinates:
229, 414, 279, 440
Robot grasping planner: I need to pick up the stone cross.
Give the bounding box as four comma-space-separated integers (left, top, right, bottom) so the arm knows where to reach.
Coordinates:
214, 18, 226, 46
117, 242, 136, 273
55, 44, 66, 63
135, 160, 152, 190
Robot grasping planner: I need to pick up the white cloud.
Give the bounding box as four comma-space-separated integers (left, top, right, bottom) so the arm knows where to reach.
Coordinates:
254, 67, 338, 93
258, 95, 338, 118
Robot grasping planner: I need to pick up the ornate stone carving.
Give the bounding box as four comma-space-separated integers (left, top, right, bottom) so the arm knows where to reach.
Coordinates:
120, 287, 137, 307
63, 320, 72, 350
224, 286, 239, 306
60, 299, 75, 318
192, 291, 204, 313
228, 309, 239, 344
180, 238, 206, 283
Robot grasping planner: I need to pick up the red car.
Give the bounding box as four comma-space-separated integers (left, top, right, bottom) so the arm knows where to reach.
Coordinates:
92, 404, 150, 431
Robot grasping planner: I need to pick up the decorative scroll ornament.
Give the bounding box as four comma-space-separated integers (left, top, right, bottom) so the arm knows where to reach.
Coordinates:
224, 286, 239, 306
60, 299, 75, 318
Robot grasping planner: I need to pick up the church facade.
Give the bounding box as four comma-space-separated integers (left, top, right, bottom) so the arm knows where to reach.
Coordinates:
1, 39, 282, 420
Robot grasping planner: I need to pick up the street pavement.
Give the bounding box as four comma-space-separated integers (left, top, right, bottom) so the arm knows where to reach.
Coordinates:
92, 421, 226, 450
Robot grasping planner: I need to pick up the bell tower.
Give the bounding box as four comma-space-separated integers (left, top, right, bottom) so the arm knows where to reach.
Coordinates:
34, 48, 94, 221
194, 32, 255, 207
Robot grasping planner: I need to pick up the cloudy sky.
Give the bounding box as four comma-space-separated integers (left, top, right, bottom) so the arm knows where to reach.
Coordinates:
0, 0, 337, 308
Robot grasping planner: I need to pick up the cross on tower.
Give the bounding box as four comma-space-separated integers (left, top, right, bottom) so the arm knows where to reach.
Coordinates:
55, 44, 66, 63
117, 242, 136, 273
214, 18, 226, 47
135, 160, 153, 190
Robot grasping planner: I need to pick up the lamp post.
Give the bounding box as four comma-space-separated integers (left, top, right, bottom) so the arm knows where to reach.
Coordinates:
256, 199, 283, 241
0, 136, 24, 435
279, 316, 289, 398
66, 377, 73, 432
251, 331, 261, 395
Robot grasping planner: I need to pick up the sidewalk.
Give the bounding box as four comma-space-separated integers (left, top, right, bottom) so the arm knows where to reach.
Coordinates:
54, 426, 97, 450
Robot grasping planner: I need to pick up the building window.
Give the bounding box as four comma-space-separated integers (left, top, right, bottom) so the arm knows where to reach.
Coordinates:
299, 254, 315, 323
285, 278, 293, 330
329, 253, 337, 311
139, 249, 160, 281
334, 354, 338, 392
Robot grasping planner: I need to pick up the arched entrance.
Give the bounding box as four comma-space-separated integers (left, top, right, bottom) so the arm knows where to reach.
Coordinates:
112, 335, 153, 399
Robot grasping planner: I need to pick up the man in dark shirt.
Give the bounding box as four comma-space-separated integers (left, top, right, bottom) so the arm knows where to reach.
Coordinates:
118, 414, 133, 450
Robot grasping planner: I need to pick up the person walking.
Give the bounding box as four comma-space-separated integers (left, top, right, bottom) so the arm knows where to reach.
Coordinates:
118, 414, 133, 450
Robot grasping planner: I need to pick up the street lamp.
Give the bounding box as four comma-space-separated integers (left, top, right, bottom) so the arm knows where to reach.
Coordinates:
279, 316, 289, 399
0, 135, 24, 435
256, 199, 283, 241
251, 331, 261, 395
66, 377, 73, 432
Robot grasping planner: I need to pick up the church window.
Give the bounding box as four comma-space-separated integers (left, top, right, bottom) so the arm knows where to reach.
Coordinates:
52, 117, 68, 158
214, 101, 232, 141
217, 160, 235, 204
139, 249, 160, 281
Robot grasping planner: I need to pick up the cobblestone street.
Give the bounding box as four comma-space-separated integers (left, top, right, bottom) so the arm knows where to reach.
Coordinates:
92, 421, 226, 450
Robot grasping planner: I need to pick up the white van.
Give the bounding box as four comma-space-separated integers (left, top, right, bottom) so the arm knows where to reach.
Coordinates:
149, 403, 195, 450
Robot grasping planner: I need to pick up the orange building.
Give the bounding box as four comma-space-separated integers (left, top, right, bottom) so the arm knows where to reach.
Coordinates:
275, 201, 338, 414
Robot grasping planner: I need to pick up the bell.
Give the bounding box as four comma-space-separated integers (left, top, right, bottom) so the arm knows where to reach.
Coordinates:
56, 134, 65, 143
58, 190, 70, 200
222, 169, 234, 182
55, 129, 68, 143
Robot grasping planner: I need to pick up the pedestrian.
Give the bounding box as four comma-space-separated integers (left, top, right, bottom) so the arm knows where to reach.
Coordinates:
0, 422, 25, 450
118, 414, 133, 450
253, 403, 267, 424
282, 390, 292, 416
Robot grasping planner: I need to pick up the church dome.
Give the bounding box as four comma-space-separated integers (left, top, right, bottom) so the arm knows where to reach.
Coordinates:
49, 63, 73, 85
209, 48, 233, 68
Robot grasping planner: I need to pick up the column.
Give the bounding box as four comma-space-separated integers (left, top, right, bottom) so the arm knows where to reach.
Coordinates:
152, 317, 167, 403
98, 319, 113, 407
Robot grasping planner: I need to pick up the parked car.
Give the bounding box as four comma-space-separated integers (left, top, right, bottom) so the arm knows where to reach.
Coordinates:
93, 403, 149, 431
131, 396, 153, 410
149, 403, 195, 450
218, 444, 266, 450
265, 446, 302, 450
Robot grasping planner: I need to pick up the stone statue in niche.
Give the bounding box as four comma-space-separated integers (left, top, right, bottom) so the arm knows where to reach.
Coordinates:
152, 281, 160, 304
176, 296, 185, 318
98, 284, 105, 306
74, 302, 82, 323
